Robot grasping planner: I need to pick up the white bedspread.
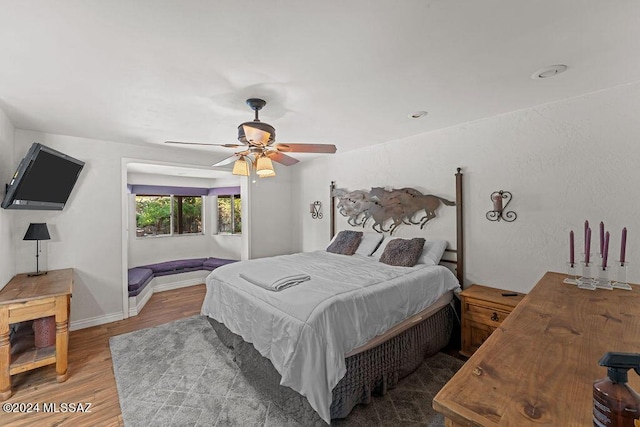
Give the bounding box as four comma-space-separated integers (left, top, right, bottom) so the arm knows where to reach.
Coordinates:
201, 251, 460, 423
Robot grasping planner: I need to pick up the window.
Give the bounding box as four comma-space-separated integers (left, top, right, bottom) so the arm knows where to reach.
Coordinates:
217, 194, 241, 234
136, 195, 203, 237
173, 196, 203, 234
136, 195, 171, 237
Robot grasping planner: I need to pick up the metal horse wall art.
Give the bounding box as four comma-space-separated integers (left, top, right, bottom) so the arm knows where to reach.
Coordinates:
332, 186, 455, 234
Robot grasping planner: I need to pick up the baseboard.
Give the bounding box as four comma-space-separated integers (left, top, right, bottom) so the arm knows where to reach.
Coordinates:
128, 284, 154, 316
70, 312, 124, 331
70, 275, 207, 329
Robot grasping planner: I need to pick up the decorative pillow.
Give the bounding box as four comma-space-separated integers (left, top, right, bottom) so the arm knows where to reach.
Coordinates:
417, 240, 449, 265
379, 238, 426, 267
355, 233, 384, 256
326, 231, 364, 255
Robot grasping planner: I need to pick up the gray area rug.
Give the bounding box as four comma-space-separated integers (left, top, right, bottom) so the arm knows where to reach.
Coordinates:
110, 316, 464, 426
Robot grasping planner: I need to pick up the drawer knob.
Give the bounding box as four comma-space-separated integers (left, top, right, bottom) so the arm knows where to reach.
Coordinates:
491, 312, 499, 322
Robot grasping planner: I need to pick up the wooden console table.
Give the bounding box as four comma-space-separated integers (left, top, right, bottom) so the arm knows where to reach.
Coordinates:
434, 271, 640, 426
0, 268, 73, 400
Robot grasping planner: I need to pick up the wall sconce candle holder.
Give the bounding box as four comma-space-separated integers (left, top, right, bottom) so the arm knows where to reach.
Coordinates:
310, 201, 323, 219
486, 190, 517, 222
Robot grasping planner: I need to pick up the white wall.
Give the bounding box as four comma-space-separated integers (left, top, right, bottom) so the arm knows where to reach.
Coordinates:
244, 167, 294, 259
0, 107, 15, 289
11, 130, 240, 325
292, 82, 640, 293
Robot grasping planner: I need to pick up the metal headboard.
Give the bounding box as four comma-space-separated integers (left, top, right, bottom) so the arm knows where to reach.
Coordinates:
329, 167, 464, 285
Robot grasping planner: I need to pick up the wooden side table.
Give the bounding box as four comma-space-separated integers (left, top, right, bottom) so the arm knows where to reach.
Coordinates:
434, 272, 640, 426
0, 268, 73, 400
459, 284, 524, 357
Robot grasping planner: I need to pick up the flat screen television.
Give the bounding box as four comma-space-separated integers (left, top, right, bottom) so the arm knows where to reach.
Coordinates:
1, 143, 85, 210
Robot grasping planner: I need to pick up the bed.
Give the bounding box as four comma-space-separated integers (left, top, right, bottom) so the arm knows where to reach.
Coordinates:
201, 169, 465, 425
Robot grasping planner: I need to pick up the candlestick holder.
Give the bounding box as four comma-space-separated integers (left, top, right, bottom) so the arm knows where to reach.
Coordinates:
577, 261, 596, 290
310, 201, 323, 219
486, 190, 517, 222
563, 262, 578, 285
595, 265, 613, 290
612, 261, 632, 290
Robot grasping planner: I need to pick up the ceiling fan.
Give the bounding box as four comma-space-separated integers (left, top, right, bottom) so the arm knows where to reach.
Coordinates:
165, 98, 337, 177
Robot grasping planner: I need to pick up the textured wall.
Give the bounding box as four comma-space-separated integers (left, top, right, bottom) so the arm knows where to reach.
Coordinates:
0, 108, 15, 289
292, 82, 640, 293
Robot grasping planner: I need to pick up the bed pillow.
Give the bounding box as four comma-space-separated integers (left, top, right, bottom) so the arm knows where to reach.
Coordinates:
371, 238, 391, 260
326, 230, 363, 255
354, 233, 384, 256
379, 237, 426, 267
417, 240, 449, 266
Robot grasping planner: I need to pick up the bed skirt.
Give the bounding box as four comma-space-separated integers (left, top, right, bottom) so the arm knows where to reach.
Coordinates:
207, 303, 454, 425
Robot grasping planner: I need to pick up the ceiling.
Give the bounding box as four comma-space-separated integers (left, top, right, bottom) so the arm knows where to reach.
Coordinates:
127, 162, 234, 180
1, 1, 640, 168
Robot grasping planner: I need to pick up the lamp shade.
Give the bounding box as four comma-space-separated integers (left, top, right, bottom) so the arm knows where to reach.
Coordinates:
258, 168, 276, 178
23, 223, 50, 241
232, 157, 250, 176
256, 156, 275, 177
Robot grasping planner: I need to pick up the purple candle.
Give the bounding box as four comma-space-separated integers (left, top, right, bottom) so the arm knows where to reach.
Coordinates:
492, 193, 503, 212
569, 230, 575, 266
621, 227, 627, 264
585, 227, 591, 264
600, 221, 605, 255
584, 220, 589, 254
603, 231, 610, 269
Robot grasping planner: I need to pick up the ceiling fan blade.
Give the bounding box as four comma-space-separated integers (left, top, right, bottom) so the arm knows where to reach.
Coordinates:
165, 141, 244, 148
212, 154, 240, 167
242, 125, 270, 145
267, 151, 300, 166
275, 143, 337, 153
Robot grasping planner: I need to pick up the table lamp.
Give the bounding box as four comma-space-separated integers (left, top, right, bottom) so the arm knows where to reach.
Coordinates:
23, 223, 50, 276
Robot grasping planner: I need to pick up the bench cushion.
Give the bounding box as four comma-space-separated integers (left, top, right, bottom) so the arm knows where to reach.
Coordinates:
129, 257, 238, 298
141, 258, 207, 274
203, 257, 238, 271
153, 266, 205, 277
128, 268, 154, 297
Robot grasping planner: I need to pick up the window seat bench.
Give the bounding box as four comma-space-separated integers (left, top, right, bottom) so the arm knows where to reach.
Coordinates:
127, 257, 237, 315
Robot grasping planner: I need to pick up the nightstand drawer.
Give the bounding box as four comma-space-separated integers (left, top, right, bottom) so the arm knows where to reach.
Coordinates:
466, 320, 496, 355
465, 303, 511, 327
459, 284, 524, 357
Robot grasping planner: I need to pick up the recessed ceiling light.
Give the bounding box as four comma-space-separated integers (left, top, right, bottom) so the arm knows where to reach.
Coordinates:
408, 111, 428, 119
531, 65, 567, 80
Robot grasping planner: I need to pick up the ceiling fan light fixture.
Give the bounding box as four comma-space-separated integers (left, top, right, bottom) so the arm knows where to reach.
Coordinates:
259, 168, 276, 178
232, 157, 250, 176
242, 124, 272, 145
256, 156, 275, 177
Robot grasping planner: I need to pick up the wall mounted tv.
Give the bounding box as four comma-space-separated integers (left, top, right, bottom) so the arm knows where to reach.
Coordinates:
1, 143, 85, 210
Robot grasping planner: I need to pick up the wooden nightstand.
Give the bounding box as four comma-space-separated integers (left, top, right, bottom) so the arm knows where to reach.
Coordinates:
0, 269, 73, 400
459, 284, 524, 357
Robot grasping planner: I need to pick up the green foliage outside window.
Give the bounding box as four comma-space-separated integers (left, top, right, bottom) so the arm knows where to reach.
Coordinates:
136, 196, 171, 236
173, 196, 203, 234
136, 195, 203, 237
218, 194, 241, 234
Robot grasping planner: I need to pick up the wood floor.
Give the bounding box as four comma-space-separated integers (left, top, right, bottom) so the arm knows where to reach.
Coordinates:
2, 284, 207, 427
